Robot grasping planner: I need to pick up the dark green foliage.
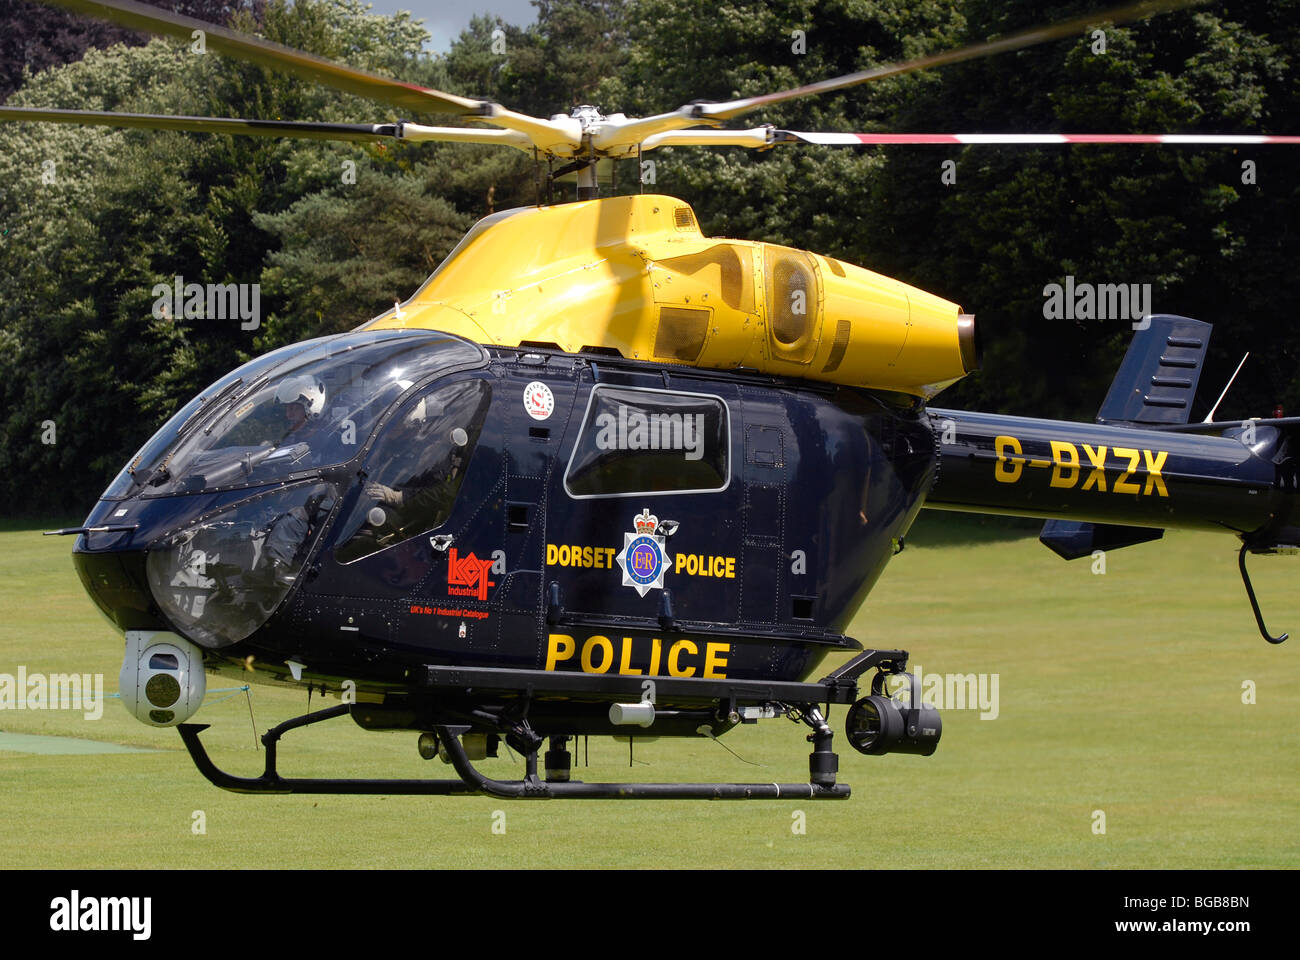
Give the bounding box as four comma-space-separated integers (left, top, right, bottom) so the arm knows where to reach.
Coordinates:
253, 167, 471, 345
0, 0, 251, 100
0, 1, 434, 513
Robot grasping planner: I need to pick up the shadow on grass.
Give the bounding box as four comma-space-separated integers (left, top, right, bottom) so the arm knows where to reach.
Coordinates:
905, 510, 1043, 548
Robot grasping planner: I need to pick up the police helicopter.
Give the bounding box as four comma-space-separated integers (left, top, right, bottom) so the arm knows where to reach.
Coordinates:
16, 0, 1300, 800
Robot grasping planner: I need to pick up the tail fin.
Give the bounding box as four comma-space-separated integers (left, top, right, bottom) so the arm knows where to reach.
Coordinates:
1095, 314, 1212, 426
1040, 315, 1211, 558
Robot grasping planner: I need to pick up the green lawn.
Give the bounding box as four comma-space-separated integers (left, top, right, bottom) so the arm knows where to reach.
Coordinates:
1, 514, 1296, 868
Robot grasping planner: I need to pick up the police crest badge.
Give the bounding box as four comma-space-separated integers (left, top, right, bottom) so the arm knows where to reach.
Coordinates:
615, 508, 669, 597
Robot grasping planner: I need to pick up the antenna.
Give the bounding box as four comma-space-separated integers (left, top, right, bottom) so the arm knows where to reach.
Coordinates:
1203, 352, 1249, 423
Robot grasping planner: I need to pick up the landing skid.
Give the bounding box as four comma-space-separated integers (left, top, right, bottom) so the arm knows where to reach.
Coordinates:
179, 705, 477, 795
178, 706, 849, 799
178, 650, 908, 799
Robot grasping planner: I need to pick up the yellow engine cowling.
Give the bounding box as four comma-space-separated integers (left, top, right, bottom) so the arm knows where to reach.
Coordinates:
364, 194, 976, 398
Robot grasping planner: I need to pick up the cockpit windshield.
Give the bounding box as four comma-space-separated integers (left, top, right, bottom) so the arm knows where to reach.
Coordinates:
101, 339, 322, 500
134, 330, 484, 497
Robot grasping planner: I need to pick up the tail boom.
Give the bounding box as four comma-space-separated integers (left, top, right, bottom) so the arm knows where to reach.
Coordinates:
924, 408, 1297, 539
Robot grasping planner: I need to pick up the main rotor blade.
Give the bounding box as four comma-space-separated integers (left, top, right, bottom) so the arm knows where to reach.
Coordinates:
0, 107, 541, 151
775, 131, 1300, 146
37, 0, 486, 118
693, 0, 1200, 123
0, 105, 400, 141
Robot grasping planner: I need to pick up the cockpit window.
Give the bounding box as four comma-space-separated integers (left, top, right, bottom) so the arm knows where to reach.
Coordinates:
146, 481, 337, 649
101, 338, 324, 500
136, 331, 483, 496
335, 378, 491, 563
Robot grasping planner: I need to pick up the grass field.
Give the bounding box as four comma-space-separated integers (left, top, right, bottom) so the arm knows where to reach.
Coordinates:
2, 513, 1297, 869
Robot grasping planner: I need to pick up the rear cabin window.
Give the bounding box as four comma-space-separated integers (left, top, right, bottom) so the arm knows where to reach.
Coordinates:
564, 386, 730, 497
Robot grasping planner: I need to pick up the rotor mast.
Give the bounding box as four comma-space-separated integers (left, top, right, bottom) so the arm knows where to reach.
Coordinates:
569, 105, 606, 201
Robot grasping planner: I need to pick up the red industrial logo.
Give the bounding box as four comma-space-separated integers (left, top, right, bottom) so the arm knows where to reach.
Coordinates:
447, 548, 495, 601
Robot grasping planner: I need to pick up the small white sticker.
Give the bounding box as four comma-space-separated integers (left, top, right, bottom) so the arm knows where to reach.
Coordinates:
523, 381, 554, 421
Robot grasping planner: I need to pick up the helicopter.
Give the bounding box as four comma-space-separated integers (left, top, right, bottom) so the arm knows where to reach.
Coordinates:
14, 0, 1298, 800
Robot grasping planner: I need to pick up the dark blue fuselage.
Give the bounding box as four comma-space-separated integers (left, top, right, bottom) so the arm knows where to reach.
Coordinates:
72, 329, 938, 696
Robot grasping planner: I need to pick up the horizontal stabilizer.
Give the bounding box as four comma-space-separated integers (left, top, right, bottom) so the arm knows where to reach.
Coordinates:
1040, 519, 1164, 560
1096, 315, 1211, 426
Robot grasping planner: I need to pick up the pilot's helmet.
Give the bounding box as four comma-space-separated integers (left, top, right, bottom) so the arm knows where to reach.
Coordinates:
274, 375, 326, 418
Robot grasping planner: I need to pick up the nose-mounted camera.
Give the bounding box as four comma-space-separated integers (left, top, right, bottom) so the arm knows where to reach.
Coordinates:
119, 631, 206, 727
845, 670, 942, 756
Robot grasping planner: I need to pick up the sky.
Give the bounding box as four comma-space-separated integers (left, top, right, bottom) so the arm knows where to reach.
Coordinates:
360, 1, 539, 52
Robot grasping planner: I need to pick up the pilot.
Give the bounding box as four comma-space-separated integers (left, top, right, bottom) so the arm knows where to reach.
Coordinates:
363, 418, 470, 533
263, 488, 336, 585
272, 375, 353, 472
365, 448, 466, 512
276, 375, 327, 437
